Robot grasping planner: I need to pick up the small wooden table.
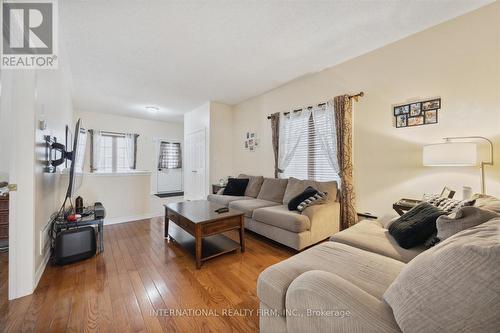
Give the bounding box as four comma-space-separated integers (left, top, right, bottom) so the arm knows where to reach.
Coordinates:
393, 198, 422, 216
164, 200, 245, 269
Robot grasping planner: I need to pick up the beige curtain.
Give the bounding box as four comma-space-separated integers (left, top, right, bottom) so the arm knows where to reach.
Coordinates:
334, 95, 358, 230
270, 112, 280, 178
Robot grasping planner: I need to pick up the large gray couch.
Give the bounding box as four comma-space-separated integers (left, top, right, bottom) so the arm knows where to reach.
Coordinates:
257, 198, 500, 333
207, 175, 340, 250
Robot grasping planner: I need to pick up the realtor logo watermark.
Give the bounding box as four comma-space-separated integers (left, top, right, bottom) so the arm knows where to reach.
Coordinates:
1, 0, 58, 69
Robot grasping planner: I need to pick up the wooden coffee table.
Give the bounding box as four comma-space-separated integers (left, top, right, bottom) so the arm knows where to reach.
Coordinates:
164, 200, 245, 269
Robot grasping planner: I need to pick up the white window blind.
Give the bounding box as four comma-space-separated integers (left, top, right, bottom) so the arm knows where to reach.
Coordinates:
98, 133, 133, 172
282, 112, 340, 182
158, 142, 181, 169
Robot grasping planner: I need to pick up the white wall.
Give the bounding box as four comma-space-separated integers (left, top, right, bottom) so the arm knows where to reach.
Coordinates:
74, 111, 184, 221
231, 3, 500, 216
209, 101, 233, 184
0, 45, 74, 299
183, 101, 234, 198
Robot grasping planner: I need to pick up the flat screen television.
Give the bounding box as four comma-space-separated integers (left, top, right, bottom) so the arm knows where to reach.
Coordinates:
66, 119, 87, 199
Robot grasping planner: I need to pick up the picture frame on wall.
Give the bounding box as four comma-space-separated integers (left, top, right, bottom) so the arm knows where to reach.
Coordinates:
410, 102, 421, 116
396, 114, 408, 128
394, 97, 441, 128
424, 110, 438, 124
394, 105, 410, 116
422, 99, 441, 111
408, 116, 424, 126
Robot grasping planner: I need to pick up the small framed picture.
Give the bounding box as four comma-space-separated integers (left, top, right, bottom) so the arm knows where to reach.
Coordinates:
424, 110, 438, 124
441, 187, 456, 199
410, 103, 421, 116
245, 141, 248, 149
396, 114, 408, 128
408, 116, 424, 126
394, 105, 410, 116
246, 132, 250, 139
422, 99, 441, 111
250, 133, 255, 138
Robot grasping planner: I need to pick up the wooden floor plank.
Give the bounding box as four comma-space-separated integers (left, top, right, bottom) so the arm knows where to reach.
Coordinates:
0, 217, 293, 332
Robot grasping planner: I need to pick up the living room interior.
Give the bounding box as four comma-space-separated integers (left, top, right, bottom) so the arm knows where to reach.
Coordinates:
0, 1, 499, 332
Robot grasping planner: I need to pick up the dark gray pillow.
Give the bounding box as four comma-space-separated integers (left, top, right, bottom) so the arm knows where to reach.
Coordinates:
389, 202, 447, 249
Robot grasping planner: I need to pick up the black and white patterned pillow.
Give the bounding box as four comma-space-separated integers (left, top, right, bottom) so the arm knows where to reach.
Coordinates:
436, 198, 475, 213
297, 191, 328, 212
423, 194, 447, 206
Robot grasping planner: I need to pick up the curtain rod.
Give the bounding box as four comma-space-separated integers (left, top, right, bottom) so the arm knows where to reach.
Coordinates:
266, 91, 364, 119
88, 129, 139, 137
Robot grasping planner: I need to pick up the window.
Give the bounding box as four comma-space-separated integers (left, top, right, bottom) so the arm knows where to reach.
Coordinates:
92, 131, 137, 172
158, 142, 181, 169
282, 111, 340, 182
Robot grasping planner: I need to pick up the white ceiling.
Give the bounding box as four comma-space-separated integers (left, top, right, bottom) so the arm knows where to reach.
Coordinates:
61, 0, 492, 122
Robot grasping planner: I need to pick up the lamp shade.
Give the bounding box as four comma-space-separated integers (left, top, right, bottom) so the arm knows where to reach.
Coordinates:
423, 142, 477, 166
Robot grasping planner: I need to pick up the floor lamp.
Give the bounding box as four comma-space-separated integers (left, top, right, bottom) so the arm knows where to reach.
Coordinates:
423, 136, 494, 194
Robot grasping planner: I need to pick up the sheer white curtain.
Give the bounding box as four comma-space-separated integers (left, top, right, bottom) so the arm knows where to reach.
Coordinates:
91, 130, 102, 172
278, 108, 311, 176
312, 102, 340, 175
124, 133, 135, 169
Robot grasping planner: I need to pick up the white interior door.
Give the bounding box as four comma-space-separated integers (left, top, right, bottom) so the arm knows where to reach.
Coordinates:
185, 129, 206, 200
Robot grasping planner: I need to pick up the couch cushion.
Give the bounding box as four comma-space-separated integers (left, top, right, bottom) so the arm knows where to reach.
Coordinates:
238, 174, 264, 198
252, 205, 311, 233
436, 206, 499, 241
229, 199, 279, 218
207, 194, 253, 207
257, 242, 404, 314
331, 220, 425, 263
384, 218, 500, 333
257, 178, 288, 203
472, 193, 500, 213
282, 177, 338, 205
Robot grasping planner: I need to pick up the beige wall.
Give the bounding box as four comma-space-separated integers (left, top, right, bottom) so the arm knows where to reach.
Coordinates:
209, 101, 233, 184
74, 110, 184, 221
231, 3, 500, 216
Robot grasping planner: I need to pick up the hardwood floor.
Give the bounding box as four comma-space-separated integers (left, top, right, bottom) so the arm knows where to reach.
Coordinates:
0, 217, 293, 332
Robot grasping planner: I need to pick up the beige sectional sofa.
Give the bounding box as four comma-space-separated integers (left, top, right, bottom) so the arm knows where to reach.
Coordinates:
257, 204, 500, 333
207, 175, 339, 250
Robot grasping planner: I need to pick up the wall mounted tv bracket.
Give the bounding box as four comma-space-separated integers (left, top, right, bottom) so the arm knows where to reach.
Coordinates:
44, 135, 73, 173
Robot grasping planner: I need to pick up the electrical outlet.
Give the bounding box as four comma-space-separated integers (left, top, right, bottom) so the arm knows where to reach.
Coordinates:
40, 223, 51, 256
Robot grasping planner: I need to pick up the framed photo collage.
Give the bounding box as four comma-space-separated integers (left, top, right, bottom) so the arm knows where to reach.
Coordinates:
394, 98, 440, 128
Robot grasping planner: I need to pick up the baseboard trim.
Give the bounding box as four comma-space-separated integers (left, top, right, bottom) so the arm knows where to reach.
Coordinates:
34, 249, 50, 291
104, 212, 163, 225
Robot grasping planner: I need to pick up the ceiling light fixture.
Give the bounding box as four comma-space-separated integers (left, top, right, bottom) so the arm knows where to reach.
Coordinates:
145, 106, 159, 112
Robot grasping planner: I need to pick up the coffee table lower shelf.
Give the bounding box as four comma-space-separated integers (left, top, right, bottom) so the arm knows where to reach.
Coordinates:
168, 223, 241, 263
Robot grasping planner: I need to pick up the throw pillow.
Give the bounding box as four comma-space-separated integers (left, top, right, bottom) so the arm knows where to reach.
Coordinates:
436, 206, 500, 241
472, 193, 500, 213
223, 178, 249, 196
238, 174, 264, 198
388, 202, 447, 249
297, 191, 328, 212
436, 197, 475, 213
423, 193, 445, 206
287, 186, 318, 211
424, 194, 475, 213
384, 218, 500, 333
